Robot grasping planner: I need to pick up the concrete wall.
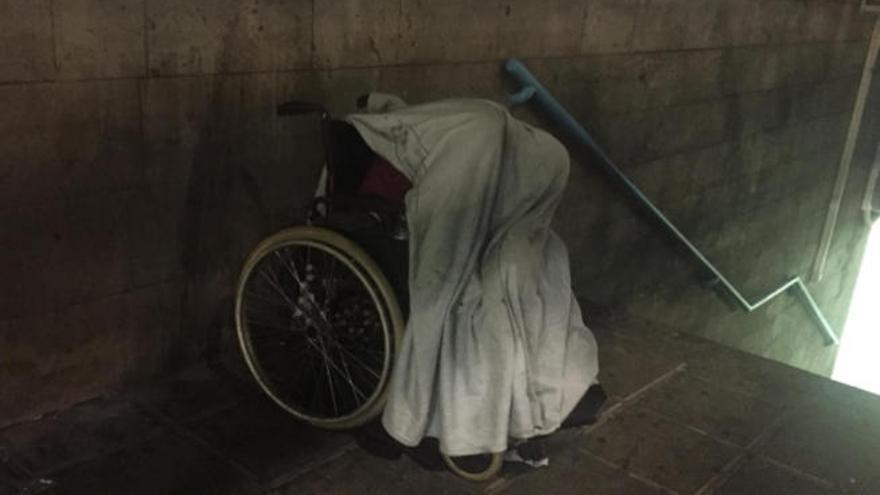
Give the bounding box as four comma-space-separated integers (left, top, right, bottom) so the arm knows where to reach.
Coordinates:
0, 0, 876, 426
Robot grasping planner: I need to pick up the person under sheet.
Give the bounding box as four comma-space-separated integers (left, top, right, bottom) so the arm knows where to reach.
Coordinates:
346, 94, 601, 458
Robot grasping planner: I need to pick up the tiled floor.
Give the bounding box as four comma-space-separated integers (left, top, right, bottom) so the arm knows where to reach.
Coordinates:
1, 315, 879, 495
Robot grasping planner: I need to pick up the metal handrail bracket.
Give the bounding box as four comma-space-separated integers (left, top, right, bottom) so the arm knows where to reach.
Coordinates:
503, 58, 838, 346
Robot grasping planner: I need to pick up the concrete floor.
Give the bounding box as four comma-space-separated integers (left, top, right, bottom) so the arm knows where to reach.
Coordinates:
1, 316, 878, 495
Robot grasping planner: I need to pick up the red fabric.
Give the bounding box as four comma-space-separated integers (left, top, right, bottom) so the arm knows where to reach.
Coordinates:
357, 157, 412, 203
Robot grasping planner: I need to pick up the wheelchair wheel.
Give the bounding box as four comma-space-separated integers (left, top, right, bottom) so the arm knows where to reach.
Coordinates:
441, 452, 504, 482
235, 226, 404, 429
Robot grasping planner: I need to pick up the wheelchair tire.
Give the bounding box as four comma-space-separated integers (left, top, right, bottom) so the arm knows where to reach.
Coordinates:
235, 226, 404, 430
441, 452, 504, 482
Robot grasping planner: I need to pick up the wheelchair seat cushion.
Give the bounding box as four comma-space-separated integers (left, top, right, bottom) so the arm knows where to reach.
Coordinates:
358, 156, 412, 203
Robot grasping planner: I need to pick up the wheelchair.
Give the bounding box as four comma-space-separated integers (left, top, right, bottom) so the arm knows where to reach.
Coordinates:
234, 100, 503, 481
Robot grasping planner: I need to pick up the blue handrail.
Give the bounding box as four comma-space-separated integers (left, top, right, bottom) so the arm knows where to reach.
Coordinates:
504, 58, 838, 346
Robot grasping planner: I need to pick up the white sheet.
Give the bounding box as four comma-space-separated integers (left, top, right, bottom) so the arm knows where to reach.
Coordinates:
346, 96, 599, 456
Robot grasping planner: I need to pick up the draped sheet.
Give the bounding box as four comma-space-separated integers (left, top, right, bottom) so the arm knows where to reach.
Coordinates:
346, 96, 599, 456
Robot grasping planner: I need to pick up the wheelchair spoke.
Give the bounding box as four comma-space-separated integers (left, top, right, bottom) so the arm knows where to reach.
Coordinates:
338, 349, 368, 404
315, 336, 340, 416
244, 290, 292, 308
309, 338, 370, 405
331, 341, 382, 382
259, 267, 297, 310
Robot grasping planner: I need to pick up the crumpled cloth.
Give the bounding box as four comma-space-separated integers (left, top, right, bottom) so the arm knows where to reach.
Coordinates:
346, 95, 599, 456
